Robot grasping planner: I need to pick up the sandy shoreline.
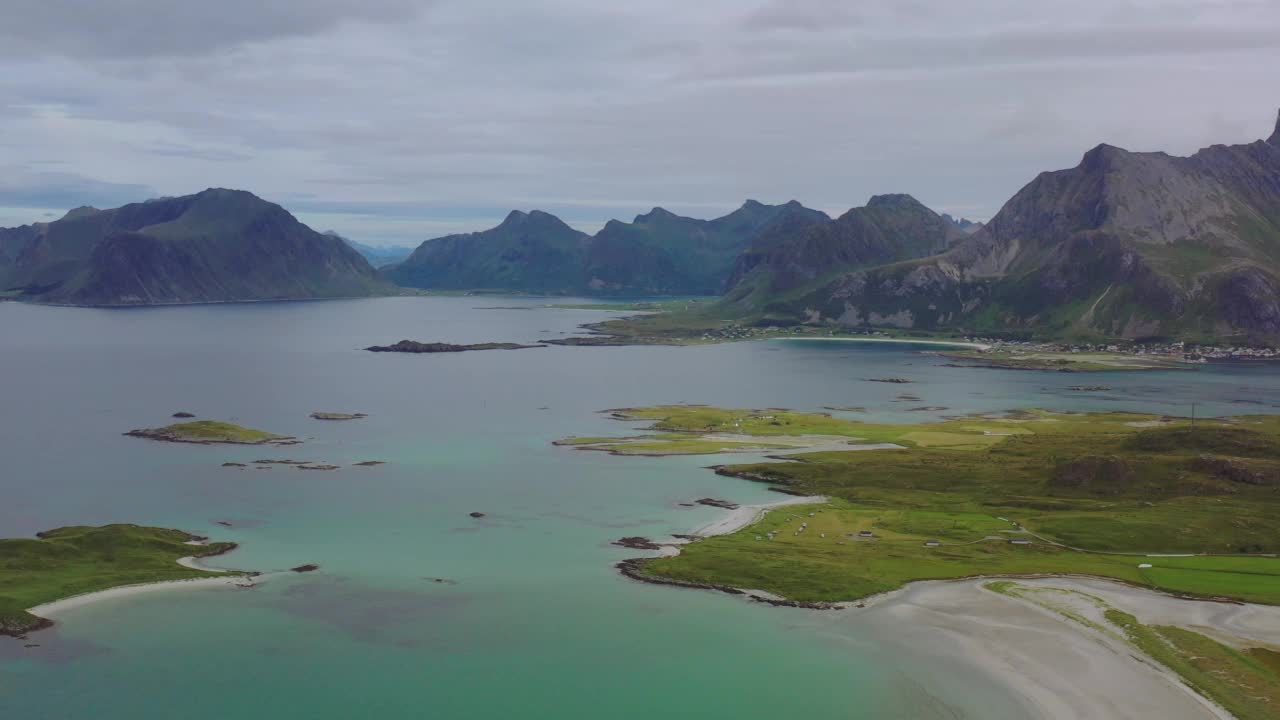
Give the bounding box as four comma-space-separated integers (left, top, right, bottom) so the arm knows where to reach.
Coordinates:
691, 494, 829, 537
28, 575, 251, 618
855, 576, 1280, 720
773, 336, 991, 350
662, 497, 1277, 719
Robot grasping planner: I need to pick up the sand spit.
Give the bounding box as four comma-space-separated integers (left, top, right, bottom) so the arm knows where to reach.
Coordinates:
856, 577, 1280, 720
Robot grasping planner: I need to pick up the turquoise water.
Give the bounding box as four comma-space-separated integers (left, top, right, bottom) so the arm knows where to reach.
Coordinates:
2, 297, 1278, 719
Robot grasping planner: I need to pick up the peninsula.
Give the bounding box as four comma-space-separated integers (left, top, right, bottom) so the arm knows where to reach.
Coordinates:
566, 405, 1280, 718
0, 525, 244, 636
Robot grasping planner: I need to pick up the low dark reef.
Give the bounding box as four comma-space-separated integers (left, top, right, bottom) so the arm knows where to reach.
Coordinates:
366, 340, 542, 353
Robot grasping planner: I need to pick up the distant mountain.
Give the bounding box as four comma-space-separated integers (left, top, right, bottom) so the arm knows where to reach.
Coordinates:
386, 210, 592, 293
386, 200, 825, 295
583, 200, 827, 295
329, 233, 413, 268
0, 189, 388, 305
747, 110, 1280, 343
941, 214, 984, 234
723, 194, 965, 310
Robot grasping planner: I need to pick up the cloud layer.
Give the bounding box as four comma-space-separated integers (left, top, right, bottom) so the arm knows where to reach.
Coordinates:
1, 0, 1278, 245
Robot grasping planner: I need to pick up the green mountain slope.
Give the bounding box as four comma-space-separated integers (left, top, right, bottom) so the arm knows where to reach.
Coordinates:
385, 210, 591, 293
722, 194, 964, 311
0, 189, 388, 305
386, 200, 826, 296
742, 110, 1280, 343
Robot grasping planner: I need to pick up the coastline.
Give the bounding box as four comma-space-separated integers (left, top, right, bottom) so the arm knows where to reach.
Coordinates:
27, 575, 252, 618
857, 576, 1280, 720
771, 336, 992, 350
634, 496, 1279, 719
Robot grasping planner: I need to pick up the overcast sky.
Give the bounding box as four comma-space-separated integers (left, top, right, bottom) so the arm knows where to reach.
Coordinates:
1, 0, 1278, 246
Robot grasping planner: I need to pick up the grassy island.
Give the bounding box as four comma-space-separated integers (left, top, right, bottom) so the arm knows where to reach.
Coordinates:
0, 525, 241, 636
125, 420, 293, 445
567, 406, 1280, 604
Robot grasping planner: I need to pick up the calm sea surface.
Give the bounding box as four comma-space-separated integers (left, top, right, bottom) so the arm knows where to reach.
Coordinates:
3, 297, 1278, 719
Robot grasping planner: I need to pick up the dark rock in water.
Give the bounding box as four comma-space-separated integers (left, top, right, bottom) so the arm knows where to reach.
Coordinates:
353, 460, 386, 467
296, 464, 340, 471
426, 577, 457, 585
222, 462, 247, 467
671, 533, 701, 541
366, 340, 542, 353
253, 459, 309, 465
1068, 385, 1112, 392
906, 406, 949, 412
172, 412, 196, 418
310, 411, 367, 421
867, 377, 913, 384
612, 536, 664, 550
469, 512, 486, 518
24, 644, 39, 648
696, 498, 740, 510
290, 564, 320, 573
215, 520, 233, 527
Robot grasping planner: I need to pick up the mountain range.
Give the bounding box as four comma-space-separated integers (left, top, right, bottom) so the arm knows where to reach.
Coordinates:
386, 200, 828, 296
331, 233, 413, 268
3, 110, 1277, 342
730, 110, 1280, 343
0, 189, 388, 306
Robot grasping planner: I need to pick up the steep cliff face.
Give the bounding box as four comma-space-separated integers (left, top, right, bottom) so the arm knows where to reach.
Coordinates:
0, 189, 387, 305
386, 210, 591, 293
761, 111, 1280, 342
722, 194, 964, 310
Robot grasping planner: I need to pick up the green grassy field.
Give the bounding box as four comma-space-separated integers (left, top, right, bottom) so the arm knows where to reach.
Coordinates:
0, 525, 240, 635
125, 420, 287, 444
570, 407, 1280, 604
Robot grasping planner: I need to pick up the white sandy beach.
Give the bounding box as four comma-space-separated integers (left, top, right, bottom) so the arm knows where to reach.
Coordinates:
856, 576, 1280, 720
668, 495, 1277, 719
693, 494, 829, 537
29, 575, 251, 618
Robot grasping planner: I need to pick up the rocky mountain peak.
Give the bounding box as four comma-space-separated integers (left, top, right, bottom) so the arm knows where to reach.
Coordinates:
635, 207, 677, 223
1269, 108, 1280, 145
499, 210, 530, 227
866, 193, 925, 210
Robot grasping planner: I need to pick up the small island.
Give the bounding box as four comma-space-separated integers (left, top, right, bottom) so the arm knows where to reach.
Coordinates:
1, 525, 243, 636
310, 411, 367, 421
365, 340, 543, 353
125, 420, 297, 445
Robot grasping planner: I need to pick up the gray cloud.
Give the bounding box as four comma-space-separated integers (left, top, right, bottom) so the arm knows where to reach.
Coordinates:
0, 0, 425, 58
0, 0, 1277, 246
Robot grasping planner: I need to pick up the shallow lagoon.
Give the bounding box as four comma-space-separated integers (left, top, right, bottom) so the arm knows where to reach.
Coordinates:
2, 297, 1277, 719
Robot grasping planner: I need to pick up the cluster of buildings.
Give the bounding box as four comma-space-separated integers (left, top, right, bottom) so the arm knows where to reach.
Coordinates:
962, 338, 1280, 361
